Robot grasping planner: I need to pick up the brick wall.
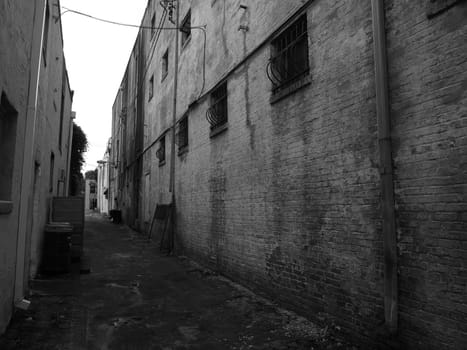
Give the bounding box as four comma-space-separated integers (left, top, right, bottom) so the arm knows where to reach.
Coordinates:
111, 0, 467, 347
386, 1, 467, 348
28, 0, 74, 279
0, 0, 74, 334
173, 0, 385, 344
0, 0, 36, 334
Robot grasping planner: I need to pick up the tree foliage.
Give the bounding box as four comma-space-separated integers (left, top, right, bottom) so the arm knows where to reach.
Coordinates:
69, 122, 88, 196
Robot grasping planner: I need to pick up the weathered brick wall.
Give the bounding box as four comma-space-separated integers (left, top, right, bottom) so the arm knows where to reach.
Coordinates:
386, 1, 467, 349
174, 0, 385, 344
112, 0, 467, 347
28, 0, 74, 280
0, 0, 74, 334
0, 0, 36, 334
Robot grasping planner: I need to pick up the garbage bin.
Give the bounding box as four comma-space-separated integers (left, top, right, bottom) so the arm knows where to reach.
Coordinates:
109, 210, 122, 224
42, 222, 73, 273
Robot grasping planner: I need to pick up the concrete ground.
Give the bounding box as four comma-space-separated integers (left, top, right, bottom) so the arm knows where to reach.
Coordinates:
0, 213, 357, 350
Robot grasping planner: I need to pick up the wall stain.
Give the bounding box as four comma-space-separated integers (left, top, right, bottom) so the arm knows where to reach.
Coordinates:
241, 8, 255, 151
209, 162, 226, 269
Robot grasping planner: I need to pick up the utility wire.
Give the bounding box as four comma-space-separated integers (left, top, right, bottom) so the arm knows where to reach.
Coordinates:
61, 5, 208, 168
60, 5, 207, 100
61, 6, 206, 31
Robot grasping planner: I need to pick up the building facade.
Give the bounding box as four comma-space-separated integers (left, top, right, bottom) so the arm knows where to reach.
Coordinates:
0, 0, 74, 334
97, 140, 111, 214
110, 0, 467, 348
85, 179, 97, 211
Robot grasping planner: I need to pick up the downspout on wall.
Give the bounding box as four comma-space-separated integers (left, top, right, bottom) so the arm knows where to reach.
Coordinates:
169, 0, 180, 200
65, 111, 75, 197
169, 0, 180, 252
371, 0, 398, 333
14, 0, 47, 307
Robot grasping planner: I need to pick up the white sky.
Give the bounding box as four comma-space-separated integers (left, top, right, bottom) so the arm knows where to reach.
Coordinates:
59, 0, 148, 172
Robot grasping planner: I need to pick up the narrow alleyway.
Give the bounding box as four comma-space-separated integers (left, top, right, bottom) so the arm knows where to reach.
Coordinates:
0, 213, 355, 350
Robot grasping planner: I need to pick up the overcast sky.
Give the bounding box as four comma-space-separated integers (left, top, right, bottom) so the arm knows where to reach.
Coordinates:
59, 0, 147, 172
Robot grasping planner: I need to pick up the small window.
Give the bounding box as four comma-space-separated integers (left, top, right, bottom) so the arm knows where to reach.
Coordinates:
156, 135, 166, 165
206, 82, 228, 131
162, 49, 169, 81
268, 15, 309, 97
49, 152, 55, 193
90, 182, 96, 194
0, 92, 18, 202
180, 10, 191, 47
59, 64, 66, 152
177, 115, 188, 152
42, 1, 50, 66
149, 74, 154, 101
426, 0, 463, 18
151, 13, 156, 37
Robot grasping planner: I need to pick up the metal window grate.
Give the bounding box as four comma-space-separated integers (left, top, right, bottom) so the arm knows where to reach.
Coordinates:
206, 82, 227, 130
156, 136, 165, 163
267, 15, 309, 94
162, 49, 169, 81
151, 13, 156, 37
177, 116, 188, 150
180, 10, 191, 46
149, 75, 154, 100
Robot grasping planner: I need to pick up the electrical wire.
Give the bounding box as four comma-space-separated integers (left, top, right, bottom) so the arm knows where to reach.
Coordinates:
61, 6, 206, 32
60, 5, 208, 168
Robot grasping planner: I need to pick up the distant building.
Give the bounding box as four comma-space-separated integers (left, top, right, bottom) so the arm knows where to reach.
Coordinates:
0, 0, 74, 334
110, 1, 467, 348
85, 179, 97, 211
97, 140, 111, 214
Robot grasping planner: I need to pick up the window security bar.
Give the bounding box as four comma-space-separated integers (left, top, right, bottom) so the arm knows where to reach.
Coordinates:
156, 146, 165, 162
176, 118, 188, 148
206, 83, 227, 129
267, 15, 309, 94
206, 106, 227, 130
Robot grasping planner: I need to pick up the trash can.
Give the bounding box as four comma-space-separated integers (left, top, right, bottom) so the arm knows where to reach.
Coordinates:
42, 222, 73, 273
109, 210, 122, 224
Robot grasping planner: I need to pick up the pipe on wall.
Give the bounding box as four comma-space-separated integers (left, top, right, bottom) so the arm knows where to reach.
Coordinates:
14, 0, 48, 307
371, 0, 398, 333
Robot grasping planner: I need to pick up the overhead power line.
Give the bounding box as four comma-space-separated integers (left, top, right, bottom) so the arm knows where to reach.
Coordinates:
60, 6, 205, 31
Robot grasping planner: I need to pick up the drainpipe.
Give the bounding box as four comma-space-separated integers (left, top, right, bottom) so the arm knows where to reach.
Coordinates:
371, 0, 398, 332
169, 0, 180, 200
14, 0, 47, 309
65, 111, 75, 197
169, 0, 180, 251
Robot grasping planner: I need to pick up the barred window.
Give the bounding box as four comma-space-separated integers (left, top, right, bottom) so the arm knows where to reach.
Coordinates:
151, 13, 156, 37
177, 115, 188, 152
162, 49, 169, 81
42, 1, 50, 66
148, 74, 154, 101
426, 0, 463, 18
267, 15, 309, 96
0, 92, 17, 203
49, 152, 55, 193
156, 135, 166, 165
180, 10, 191, 47
206, 82, 227, 131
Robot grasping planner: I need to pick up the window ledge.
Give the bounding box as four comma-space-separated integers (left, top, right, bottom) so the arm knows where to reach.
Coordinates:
209, 123, 228, 138
270, 74, 311, 104
178, 146, 188, 156
0, 201, 13, 215
159, 159, 166, 167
